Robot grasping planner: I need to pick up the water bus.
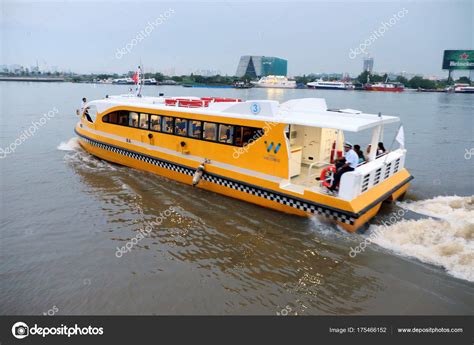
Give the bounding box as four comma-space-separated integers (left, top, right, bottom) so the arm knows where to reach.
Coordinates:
445, 83, 474, 94
307, 79, 354, 90
75, 95, 412, 232
364, 82, 404, 92
252, 76, 297, 89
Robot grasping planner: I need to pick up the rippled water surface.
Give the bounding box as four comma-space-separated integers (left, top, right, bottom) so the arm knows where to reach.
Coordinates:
1, 82, 473, 315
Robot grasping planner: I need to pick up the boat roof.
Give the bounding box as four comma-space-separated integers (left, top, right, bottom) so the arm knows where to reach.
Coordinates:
88, 95, 399, 132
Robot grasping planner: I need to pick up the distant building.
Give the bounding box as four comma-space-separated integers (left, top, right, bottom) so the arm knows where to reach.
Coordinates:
194, 69, 221, 77
363, 57, 374, 73
235, 56, 287, 78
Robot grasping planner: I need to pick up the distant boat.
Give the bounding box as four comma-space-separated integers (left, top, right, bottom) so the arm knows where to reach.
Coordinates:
182, 84, 233, 89
158, 80, 178, 85
233, 81, 254, 89
112, 78, 134, 85
364, 82, 404, 92
445, 83, 474, 94
252, 75, 296, 89
143, 78, 157, 85
307, 79, 354, 90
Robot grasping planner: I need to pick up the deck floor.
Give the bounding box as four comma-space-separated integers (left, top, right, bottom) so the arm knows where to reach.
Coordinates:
289, 163, 331, 193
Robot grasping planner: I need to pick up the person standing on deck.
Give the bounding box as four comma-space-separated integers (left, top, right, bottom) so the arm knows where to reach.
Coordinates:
329, 142, 359, 192
80, 97, 87, 113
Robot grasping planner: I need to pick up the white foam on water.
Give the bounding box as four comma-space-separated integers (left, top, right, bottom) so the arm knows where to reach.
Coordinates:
57, 137, 80, 151
368, 196, 474, 282
60, 137, 117, 172
309, 215, 346, 240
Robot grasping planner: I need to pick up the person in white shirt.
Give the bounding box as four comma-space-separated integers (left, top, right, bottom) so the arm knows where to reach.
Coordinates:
329, 142, 358, 191
80, 97, 87, 113
80, 97, 93, 122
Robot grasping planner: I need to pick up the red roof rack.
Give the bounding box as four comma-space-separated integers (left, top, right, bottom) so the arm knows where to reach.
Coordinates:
164, 97, 241, 108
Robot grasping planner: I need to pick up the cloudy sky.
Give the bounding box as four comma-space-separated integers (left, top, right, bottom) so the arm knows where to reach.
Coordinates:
1, 0, 472, 76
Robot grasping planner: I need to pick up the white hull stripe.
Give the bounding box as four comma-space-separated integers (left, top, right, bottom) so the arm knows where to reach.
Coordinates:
75, 130, 357, 225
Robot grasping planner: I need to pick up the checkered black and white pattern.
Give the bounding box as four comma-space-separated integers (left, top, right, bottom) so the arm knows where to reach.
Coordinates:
76, 132, 356, 225
78, 134, 194, 177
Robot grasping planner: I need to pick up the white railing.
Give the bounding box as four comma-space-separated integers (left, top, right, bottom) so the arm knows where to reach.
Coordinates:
337, 149, 406, 200
306, 161, 328, 186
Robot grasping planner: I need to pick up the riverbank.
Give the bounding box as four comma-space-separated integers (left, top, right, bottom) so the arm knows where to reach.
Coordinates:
0, 76, 65, 82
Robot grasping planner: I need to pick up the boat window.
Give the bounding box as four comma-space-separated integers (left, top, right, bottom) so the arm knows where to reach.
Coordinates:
218, 124, 234, 144
162, 116, 174, 133
203, 122, 217, 141
139, 113, 149, 129
103, 111, 128, 125
129, 112, 139, 128
242, 127, 264, 146
174, 118, 188, 136
188, 120, 202, 138
233, 126, 243, 146
117, 111, 129, 125
102, 112, 116, 123
150, 115, 161, 131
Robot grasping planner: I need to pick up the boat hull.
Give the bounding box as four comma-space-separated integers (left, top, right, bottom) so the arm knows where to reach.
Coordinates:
253, 84, 296, 89
364, 86, 404, 92
75, 123, 413, 233
307, 85, 349, 90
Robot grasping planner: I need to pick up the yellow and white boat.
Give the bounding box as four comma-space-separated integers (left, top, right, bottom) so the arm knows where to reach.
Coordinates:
75, 95, 412, 232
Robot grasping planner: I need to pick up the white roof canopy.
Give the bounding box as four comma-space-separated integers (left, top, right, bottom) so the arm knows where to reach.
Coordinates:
88, 96, 400, 133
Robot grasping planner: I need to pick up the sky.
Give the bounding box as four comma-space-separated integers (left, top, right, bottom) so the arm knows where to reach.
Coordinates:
1, 0, 473, 77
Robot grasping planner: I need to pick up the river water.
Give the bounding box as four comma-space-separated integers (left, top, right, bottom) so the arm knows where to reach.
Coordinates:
1, 82, 473, 315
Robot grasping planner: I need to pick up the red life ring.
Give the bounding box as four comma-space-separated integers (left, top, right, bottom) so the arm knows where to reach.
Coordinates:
320, 166, 336, 187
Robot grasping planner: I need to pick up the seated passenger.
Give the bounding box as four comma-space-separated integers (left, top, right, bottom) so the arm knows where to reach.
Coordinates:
377, 142, 387, 157
329, 142, 358, 192
354, 144, 366, 163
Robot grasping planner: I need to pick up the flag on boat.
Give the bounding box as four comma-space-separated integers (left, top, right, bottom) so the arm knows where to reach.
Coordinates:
396, 125, 405, 148
132, 66, 141, 84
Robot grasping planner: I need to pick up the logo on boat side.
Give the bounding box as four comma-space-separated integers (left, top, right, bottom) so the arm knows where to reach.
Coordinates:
250, 103, 261, 114
265, 141, 281, 154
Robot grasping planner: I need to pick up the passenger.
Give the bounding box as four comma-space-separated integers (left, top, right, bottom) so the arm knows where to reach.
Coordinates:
377, 142, 387, 156
80, 97, 87, 113
80, 97, 93, 122
354, 144, 366, 163
329, 142, 358, 192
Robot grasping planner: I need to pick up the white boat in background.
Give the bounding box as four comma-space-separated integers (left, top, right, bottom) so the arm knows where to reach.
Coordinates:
307, 79, 354, 90
445, 83, 474, 94
143, 78, 157, 85
112, 78, 134, 85
252, 75, 296, 89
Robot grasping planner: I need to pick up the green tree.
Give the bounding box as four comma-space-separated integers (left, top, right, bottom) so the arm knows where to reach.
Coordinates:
456, 76, 471, 84
395, 76, 409, 86
408, 76, 436, 89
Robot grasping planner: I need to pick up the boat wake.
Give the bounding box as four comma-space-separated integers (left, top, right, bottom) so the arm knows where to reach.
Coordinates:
57, 137, 81, 151
368, 195, 474, 282
58, 137, 117, 171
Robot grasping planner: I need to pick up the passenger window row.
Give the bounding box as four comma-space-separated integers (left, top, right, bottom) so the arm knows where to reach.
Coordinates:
102, 111, 264, 147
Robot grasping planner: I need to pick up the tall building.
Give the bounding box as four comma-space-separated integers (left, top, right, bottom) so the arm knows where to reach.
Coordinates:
363, 57, 374, 73
235, 56, 287, 78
